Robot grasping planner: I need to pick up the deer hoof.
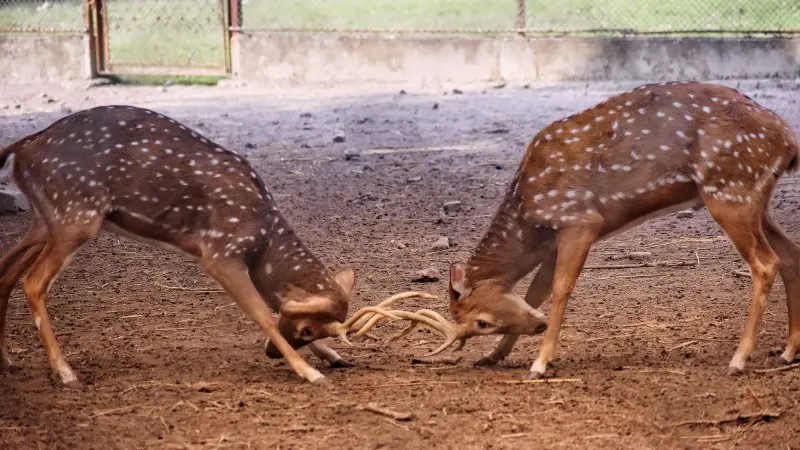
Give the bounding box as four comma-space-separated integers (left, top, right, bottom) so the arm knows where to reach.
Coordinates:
473, 356, 500, 367
63, 379, 84, 390
311, 376, 333, 388
329, 359, 354, 369
525, 370, 544, 380
725, 366, 744, 377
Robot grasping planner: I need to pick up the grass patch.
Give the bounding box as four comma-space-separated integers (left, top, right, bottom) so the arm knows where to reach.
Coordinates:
102, 74, 226, 86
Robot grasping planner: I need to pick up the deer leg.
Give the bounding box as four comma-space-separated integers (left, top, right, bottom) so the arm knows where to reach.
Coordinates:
528, 225, 600, 379
475, 250, 557, 367
21, 224, 99, 386
0, 214, 47, 369
309, 341, 354, 368
761, 212, 800, 364
704, 201, 779, 375
201, 258, 327, 385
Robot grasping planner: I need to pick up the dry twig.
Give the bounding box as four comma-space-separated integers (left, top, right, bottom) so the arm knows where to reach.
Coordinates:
753, 362, 800, 374
672, 411, 780, 428
360, 403, 414, 421
502, 378, 582, 385
583, 260, 696, 270
671, 340, 698, 351
411, 356, 462, 365
154, 282, 224, 293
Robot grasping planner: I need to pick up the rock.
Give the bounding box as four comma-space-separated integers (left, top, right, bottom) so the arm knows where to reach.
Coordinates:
442, 200, 462, 214
59, 104, 72, 114
0, 186, 29, 213
432, 102, 439, 110
431, 236, 450, 251
452, 88, 464, 95
627, 251, 652, 261
244, 142, 256, 149
675, 210, 694, 219
344, 149, 361, 161
299, 112, 313, 118
399, 89, 407, 95
85, 77, 113, 89
412, 267, 440, 283
436, 210, 451, 224
332, 133, 346, 143
407, 176, 422, 183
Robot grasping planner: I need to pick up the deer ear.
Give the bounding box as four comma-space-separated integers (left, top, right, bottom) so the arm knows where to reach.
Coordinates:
281, 296, 332, 319
333, 266, 356, 297
449, 262, 468, 300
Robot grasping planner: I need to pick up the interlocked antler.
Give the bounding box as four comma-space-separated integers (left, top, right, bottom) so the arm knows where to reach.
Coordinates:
343, 292, 464, 356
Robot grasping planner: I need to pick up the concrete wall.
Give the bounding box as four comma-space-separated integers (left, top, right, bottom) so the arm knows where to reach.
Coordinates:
233, 33, 800, 86
0, 34, 91, 86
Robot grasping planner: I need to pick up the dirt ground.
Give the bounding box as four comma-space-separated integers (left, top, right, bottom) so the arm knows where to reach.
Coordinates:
1, 78, 799, 450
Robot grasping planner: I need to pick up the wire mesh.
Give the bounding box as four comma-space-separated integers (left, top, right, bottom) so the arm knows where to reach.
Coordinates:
104, 0, 227, 70
239, 0, 800, 34
0, 0, 84, 33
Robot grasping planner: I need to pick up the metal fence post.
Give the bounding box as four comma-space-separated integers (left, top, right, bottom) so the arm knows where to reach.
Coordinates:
516, 0, 526, 30
226, 0, 242, 75
84, 0, 108, 75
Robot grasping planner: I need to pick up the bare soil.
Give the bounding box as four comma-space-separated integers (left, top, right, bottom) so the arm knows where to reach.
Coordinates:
1, 79, 799, 449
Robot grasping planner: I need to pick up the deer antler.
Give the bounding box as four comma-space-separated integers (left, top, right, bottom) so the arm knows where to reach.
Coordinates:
342, 292, 464, 357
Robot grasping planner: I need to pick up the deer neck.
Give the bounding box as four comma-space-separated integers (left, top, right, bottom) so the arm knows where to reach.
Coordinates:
251, 216, 340, 312
465, 190, 553, 289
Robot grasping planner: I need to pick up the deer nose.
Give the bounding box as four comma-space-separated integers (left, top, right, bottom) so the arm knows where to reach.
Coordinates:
263, 340, 285, 359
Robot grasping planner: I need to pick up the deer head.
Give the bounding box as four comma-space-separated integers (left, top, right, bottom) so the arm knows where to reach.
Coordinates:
265, 266, 356, 357
447, 262, 547, 340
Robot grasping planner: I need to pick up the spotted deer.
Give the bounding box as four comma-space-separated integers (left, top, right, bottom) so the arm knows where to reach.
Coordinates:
0, 105, 416, 387
414, 81, 800, 379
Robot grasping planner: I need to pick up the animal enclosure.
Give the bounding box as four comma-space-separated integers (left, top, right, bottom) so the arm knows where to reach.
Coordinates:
1, 80, 799, 448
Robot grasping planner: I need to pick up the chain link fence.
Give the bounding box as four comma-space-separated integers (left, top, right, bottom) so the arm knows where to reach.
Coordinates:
0, 0, 84, 33
103, 0, 227, 70
2, 0, 799, 74
239, 0, 800, 35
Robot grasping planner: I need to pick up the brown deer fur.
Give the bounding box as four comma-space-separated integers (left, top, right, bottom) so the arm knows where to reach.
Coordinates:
0, 105, 359, 386
446, 81, 800, 379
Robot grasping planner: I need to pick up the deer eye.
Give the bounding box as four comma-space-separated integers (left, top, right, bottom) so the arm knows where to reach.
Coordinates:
298, 326, 315, 339
476, 320, 492, 329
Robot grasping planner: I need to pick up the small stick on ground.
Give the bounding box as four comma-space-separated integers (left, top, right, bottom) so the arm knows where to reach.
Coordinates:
502, 378, 582, 385
154, 282, 224, 293
411, 356, 462, 365
90, 404, 149, 418
672, 411, 780, 428
500, 433, 529, 439
746, 387, 764, 410
671, 340, 698, 351
753, 362, 800, 374
732, 269, 751, 278
584, 333, 634, 342
368, 381, 462, 388
360, 403, 414, 421
583, 260, 696, 270
382, 417, 411, 430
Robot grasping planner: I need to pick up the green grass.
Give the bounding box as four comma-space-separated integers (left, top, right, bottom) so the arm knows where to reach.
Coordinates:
103, 74, 227, 86
1, 0, 799, 70
104, 0, 227, 69
242, 0, 800, 32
